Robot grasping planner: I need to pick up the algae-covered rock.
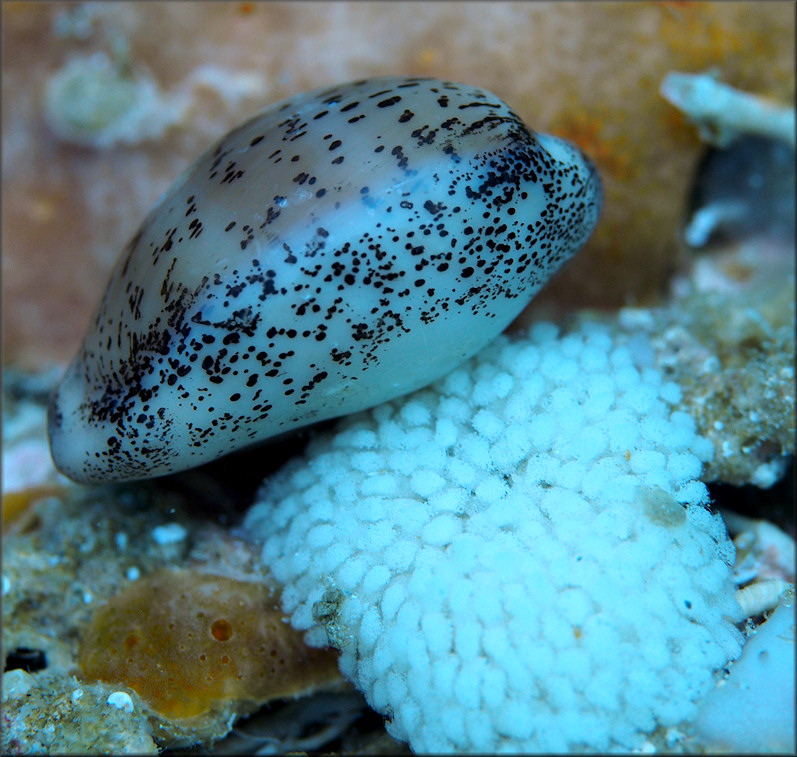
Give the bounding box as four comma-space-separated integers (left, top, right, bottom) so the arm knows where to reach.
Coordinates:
79, 569, 342, 741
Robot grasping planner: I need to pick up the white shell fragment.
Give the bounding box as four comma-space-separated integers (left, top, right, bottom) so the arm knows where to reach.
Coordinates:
48, 76, 601, 483
106, 690, 135, 713
692, 588, 795, 752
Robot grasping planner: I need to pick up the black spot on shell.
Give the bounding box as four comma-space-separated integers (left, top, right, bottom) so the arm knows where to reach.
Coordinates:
378, 95, 402, 108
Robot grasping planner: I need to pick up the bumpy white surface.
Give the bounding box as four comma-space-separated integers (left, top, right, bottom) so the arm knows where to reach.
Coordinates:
244, 320, 744, 753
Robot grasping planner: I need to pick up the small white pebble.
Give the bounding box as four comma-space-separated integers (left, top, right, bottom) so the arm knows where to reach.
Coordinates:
3, 668, 35, 698
151, 522, 187, 545
2, 575, 10, 596
72, 688, 84, 701
83, 590, 93, 604
713, 420, 724, 431
107, 691, 134, 713
126, 566, 140, 581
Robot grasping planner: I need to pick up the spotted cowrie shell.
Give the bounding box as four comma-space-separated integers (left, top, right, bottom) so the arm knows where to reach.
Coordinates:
48, 76, 601, 483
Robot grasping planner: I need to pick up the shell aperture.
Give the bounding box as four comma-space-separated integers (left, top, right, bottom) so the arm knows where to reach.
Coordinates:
48, 76, 602, 483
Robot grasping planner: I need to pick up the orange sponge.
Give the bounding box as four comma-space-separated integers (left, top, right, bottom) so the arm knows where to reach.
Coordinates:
78, 569, 340, 720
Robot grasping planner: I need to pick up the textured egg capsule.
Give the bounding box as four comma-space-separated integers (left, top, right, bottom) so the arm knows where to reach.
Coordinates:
49, 76, 602, 483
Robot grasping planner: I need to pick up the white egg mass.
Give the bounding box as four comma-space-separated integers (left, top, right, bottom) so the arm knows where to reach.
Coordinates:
49, 76, 602, 483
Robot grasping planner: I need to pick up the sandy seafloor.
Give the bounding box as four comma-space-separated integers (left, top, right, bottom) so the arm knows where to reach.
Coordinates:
2, 2, 794, 754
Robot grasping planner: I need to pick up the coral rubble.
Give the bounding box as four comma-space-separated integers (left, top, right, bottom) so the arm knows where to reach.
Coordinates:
627, 241, 795, 489
2, 670, 157, 755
